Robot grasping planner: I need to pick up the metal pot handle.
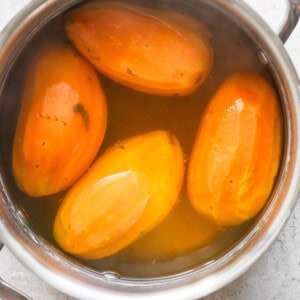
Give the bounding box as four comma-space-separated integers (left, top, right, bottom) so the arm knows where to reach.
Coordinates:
279, 0, 300, 42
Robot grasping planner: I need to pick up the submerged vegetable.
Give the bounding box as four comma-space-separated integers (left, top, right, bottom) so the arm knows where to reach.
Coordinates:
64, 1, 213, 96
54, 130, 185, 259
188, 72, 282, 227
13, 41, 107, 197
122, 197, 219, 261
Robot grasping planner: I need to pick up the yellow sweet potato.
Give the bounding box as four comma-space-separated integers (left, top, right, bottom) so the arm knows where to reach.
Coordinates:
188, 72, 282, 226
53, 130, 184, 259
122, 197, 219, 261
64, 1, 213, 96
12, 41, 107, 197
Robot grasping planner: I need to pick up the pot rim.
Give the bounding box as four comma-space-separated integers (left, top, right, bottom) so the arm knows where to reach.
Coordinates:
1, 0, 300, 299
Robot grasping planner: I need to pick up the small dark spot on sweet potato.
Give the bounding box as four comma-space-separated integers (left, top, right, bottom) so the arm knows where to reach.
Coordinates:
194, 73, 203, 85
36, 113, 66, 126
167, 132, 176, 145
73, 103, 90, 129
126, 68, 138, 77
86, 48, 100, 61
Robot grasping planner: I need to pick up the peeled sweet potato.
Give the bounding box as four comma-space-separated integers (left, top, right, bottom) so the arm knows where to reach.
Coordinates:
53, 130, 184, 259
187, 72, 282, 227
13, 41, 107, 197
64, 1, 213, 96
122, 197, 218, 261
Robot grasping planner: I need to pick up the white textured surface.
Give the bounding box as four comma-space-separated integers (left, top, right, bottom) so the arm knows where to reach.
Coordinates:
1, 1, 300, 299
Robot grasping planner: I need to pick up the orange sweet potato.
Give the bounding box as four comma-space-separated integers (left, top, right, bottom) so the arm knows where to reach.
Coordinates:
122, 197, 219, 261
13, 41, 107, 197
187, 72, 282, 227
53, 130, 184, 259
64, 1, 213, 96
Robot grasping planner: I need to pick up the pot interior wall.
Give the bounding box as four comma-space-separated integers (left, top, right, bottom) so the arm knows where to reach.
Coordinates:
0, 0, 284, 279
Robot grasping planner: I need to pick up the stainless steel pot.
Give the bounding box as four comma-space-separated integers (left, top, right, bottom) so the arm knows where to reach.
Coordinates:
1, 0, 300, 299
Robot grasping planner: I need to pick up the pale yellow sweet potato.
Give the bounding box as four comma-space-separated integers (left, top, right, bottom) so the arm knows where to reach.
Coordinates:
54, 130, 184, 259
